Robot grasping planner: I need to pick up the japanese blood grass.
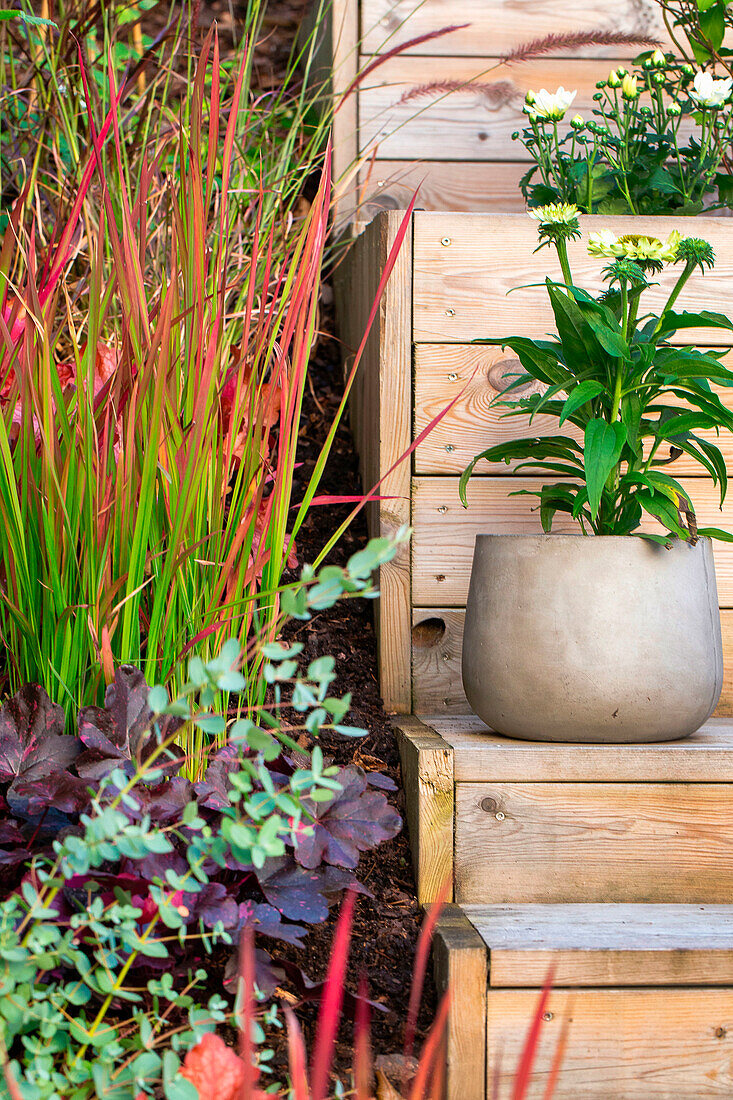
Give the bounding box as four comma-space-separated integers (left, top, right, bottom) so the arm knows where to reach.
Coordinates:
0, 39, 332, 760
0, 0, 339, 250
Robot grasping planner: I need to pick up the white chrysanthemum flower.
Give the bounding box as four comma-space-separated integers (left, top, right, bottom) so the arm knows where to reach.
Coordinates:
525, 87, 577, 120
587, 229, 621, 259
528, 203, 580, 226
690, 70, 732, 108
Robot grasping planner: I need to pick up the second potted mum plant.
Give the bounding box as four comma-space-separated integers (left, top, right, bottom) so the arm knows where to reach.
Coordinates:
460, 205, 733, 743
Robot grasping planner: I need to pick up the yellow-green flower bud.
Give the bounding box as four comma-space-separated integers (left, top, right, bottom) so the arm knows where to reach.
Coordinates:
622, 74, 639, 100
667, 102, 682, 117
525, 90, 536, 105
652, 49, 667, 69
570, 114, 585, 130
608, 70, 621, 88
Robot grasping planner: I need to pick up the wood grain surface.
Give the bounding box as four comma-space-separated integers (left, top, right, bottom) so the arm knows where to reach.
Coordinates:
433, 905, 487, 1100
455, 782, 733, 903
412, 213, 733, 342
465, 902, 733, 986
395, 716, 454, 904
413, 344, 733, 476
411, 476, 733, 605
424, 715, 733, 782
359, 58, 623, 162
486, 988, 733, 1097
360, 0, 668, 57
357, 160, 528, 216
337, 212, 413, 711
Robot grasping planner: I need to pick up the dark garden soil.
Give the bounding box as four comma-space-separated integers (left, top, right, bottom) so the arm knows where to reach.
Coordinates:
273, 286, 437, 1080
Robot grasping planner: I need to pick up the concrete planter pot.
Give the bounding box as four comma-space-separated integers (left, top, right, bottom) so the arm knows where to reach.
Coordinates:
462, 534, 723, 743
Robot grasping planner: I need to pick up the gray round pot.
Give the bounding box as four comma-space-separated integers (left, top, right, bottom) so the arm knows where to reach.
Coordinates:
462, 534, 723, 743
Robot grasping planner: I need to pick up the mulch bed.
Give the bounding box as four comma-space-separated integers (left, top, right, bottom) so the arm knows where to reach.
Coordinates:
273, 285, 436, 1079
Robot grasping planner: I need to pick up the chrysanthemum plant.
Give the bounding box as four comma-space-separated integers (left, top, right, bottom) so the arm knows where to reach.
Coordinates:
515, 50, 733, 214
460, 206, 733, 543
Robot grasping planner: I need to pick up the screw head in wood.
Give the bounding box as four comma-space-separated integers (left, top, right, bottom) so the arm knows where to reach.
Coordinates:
445, 444, 455, 453
495, 811, 505, 820
543, 1012, 554, 1022
448, 372, 458, 381
437, 505, 448, 513
445, 308, 455, 316
441, 237, 451, 246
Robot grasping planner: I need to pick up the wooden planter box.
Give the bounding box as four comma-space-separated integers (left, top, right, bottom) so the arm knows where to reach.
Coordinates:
312, 0, 671, 219
338, 211, 733, 717
397, 714, 733, 1100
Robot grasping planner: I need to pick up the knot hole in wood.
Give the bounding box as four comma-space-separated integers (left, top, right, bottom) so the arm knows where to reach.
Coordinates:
487, 356, 543, 397
412, 617, 447, 648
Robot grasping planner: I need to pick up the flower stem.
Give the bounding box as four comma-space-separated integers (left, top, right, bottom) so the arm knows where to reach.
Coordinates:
654, 260, 695, 336
555, 237, 573, 288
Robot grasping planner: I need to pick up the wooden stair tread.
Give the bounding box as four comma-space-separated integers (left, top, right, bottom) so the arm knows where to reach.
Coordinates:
421, 714, 733, 781
462, 903, 733, 986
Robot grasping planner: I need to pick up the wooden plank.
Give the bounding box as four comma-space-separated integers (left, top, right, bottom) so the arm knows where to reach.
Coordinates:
486, 988, 733, 1098
301, 0, 360, 226
358, 160, 528, 215
414, 344, 733, 476
412, 609, 733, 719
395, 716, 454, 904
361, 0, 669, 57
427, 715, 733, 782
465, 903, 733, 987
413, 213, 733, 343
411, 476, 733, 606
338, 211, 413, 711
412, 609, 467, 713
455, 782, 733, 904
359, 58, 624, 162
433, 905, 487, 1100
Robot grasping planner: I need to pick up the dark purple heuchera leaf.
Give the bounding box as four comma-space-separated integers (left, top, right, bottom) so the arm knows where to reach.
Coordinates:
194, 746, 239, 810
0, 814, 33, 867
76, 666, 181, 781
365, 771, 398, 792
0, 685, 79, 788
257, 858, 331, 923
10, 771, 90, 816
121, 848, 188, 884
125, 777, 195, 825
294, 766, 401, 870
256, 857, 368, 923
236, 901, 307, 947
192, 882, 239, 929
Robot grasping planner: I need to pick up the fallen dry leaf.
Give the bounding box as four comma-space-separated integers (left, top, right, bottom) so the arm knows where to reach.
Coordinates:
375, 1068, 404, 1100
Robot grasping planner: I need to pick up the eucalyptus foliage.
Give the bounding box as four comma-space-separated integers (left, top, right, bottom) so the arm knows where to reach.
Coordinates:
460, 208, 733, 542
0, 534, 407, 1099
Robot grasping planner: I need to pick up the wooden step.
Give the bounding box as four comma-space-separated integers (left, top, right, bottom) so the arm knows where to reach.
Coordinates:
397, 716, 733, 905
434, 904, 733, 1100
